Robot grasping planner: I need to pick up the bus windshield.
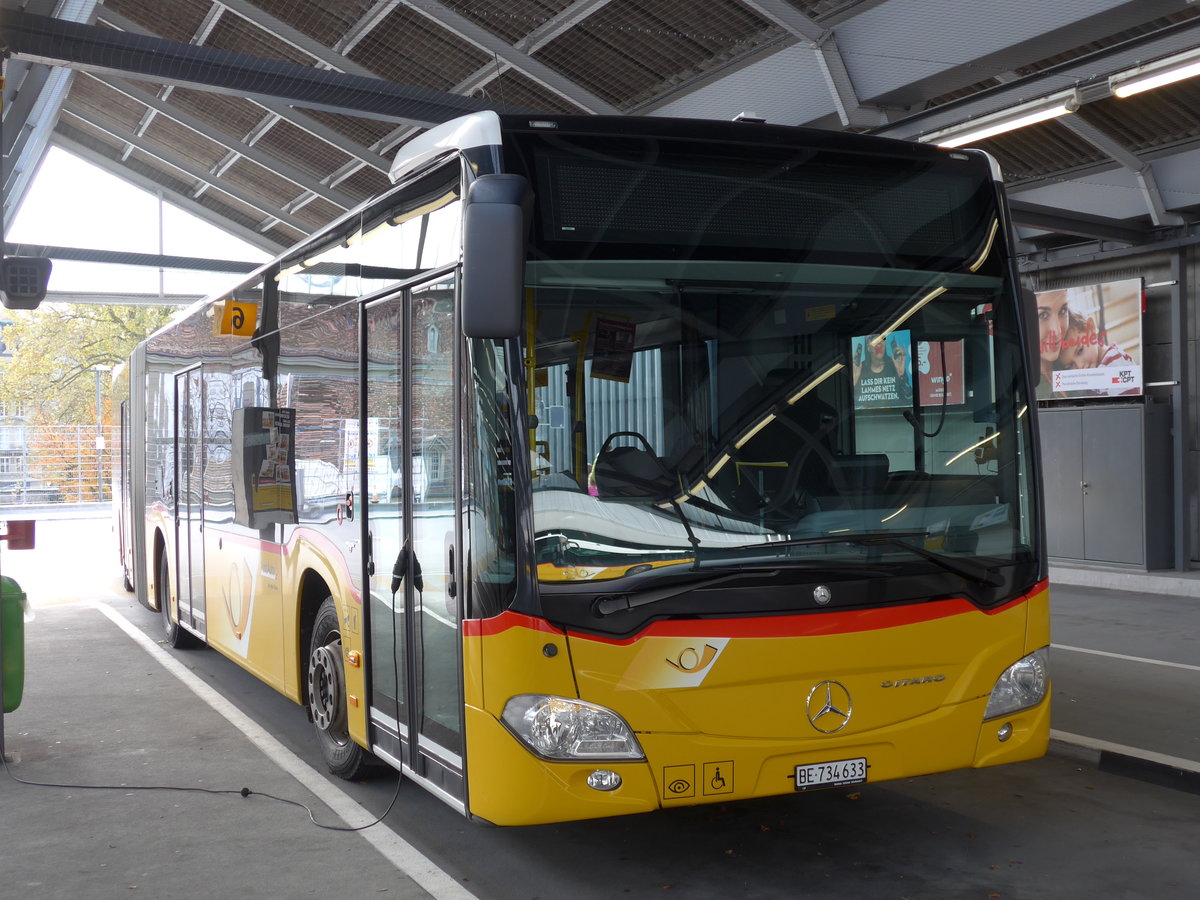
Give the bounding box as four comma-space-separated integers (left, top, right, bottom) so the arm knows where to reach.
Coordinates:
509, 128, 1037, 589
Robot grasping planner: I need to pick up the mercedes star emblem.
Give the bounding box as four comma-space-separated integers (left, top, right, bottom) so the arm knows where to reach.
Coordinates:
805, 680, 853, 733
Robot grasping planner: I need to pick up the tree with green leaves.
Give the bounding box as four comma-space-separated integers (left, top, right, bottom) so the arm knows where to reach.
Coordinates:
0, 303, 175, 501
0, 303, 173, 422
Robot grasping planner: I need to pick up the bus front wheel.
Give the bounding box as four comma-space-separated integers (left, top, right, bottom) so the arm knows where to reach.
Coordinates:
158, 553, 200, 649
308, 597, 376, 780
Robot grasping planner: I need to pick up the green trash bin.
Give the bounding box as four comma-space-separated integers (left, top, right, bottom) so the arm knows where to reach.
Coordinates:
2, 575, 25, 714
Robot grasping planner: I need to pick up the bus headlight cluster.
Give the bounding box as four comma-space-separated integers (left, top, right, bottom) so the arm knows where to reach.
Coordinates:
502, 695, 644, 761
984, 647, 1049, 719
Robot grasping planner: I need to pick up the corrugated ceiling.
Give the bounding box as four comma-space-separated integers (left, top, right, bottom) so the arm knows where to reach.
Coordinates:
2, 0, 1199, 276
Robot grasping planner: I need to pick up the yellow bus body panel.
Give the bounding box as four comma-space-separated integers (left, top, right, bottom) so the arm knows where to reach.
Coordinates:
465, 582, 1049, 826
168, 525, 371, 752
280, 529, 370, 749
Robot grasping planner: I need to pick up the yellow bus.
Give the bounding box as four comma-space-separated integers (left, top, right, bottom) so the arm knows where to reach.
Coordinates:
117, 112, 1049, 825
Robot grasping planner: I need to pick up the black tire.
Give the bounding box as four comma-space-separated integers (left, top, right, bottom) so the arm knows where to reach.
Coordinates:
307, 597, 379, 780
123, 564, 135, 593
158, 553, 200, 649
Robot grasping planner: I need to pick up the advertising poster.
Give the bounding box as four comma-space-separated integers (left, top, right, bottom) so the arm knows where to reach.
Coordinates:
590, 316, 636, 382
232, 406, 298, 528
917, 340, 965, 406
851, 330, 913, 410
1035, 277, 1143, 400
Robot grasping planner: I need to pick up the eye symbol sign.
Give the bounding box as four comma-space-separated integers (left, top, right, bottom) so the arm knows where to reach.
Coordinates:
666, 643, 719, 673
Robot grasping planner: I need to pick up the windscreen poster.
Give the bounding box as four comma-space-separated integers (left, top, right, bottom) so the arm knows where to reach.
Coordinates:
852, 331, 913, 409
1036, 277, 1143, 400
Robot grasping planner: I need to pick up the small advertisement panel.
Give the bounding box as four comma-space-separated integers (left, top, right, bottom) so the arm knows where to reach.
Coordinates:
917, 340, 965, 406
232, 406, 298, 528
1036, 277, 1143, 400
852, 330, 913, 410
590, 316, 637, 383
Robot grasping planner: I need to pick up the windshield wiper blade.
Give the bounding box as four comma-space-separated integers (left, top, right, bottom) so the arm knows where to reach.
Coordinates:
591, 558, 896, 616
729, 531, 1003, 587
593, 569, 777, 616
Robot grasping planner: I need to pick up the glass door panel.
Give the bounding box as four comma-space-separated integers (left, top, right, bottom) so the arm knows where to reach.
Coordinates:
364, 276, 462, 795
175, 367, 205, 635
409, 279, 462, 757
364, 295, 409, 742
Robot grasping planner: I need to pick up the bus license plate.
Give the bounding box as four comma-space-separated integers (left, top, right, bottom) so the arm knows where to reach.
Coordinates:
794, 757, 867, 792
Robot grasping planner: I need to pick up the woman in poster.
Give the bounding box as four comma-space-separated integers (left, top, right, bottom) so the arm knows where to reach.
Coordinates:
852, 332, 912, 409
1036, 288, 1070, 399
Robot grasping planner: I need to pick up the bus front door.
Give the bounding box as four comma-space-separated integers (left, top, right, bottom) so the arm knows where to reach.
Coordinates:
174, 367, 206, 636
363, 276, 464, 807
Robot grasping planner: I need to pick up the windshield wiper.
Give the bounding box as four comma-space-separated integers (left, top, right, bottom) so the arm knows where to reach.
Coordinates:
593, 568, 777, 615
591, 558, 896, 616
728, 531, 1003, 587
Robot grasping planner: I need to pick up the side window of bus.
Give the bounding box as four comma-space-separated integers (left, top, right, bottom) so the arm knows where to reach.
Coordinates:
274, 165, 463, 303
355, 167, 463, 293
468, 339, 517, 617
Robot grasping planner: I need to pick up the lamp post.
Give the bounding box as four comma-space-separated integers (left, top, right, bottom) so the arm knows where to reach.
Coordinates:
94, 365, 111, 502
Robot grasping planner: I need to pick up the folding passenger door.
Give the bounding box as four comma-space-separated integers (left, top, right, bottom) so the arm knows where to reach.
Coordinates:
173, 366, 206, 636
363, 274, 464, 808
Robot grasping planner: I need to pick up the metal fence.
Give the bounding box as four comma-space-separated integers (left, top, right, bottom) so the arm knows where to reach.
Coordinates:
0, 424, 116, 506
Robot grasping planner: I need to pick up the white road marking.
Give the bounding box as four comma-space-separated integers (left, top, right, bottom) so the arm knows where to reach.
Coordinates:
1052, 643, 1200, 673
92, 601, 476, 900
1050, 730, 1200, 775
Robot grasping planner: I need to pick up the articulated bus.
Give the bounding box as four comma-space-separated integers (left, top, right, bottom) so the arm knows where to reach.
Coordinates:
116, 112, 1049, 825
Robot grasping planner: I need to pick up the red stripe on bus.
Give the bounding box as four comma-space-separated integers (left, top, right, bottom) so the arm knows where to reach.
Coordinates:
464, 580, 1045, 642
464, 611, 563, 637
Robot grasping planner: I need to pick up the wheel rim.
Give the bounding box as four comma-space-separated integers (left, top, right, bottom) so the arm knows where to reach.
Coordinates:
308, 637, 349, 742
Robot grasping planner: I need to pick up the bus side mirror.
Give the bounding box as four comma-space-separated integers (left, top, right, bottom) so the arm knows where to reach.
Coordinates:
462, 174, 531, 339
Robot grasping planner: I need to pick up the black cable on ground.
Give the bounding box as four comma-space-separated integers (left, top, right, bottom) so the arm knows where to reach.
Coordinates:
0, 750, 404, 832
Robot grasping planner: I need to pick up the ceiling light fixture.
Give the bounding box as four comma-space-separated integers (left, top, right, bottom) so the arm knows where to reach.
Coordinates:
918, 90, 1081, 148
1109, 46, 1200, 98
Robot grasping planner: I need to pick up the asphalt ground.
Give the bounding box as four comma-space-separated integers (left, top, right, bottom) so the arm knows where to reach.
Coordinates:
1, 510, 1198, 899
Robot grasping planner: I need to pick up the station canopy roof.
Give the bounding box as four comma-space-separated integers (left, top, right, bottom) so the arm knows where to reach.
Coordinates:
2, 0, 1199, 285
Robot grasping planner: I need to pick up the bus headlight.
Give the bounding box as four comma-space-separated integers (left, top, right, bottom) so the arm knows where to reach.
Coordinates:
984, 647, 1049, 719
502, 695, 644, 761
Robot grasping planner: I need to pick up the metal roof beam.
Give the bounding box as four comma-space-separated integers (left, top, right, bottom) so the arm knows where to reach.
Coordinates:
455, 0, 614, 104
1008, 200, 1150, 245
1, 0, 100, 228
60, 293, 218, 311
516, 0, 616, 51
61, 102, 314, 236
255, 99, 394, 172
1057, 116, 1186, 227
217, 0, 380, 79
3, 241, 260, 275
1, 59, 65, 225
733, 0, 880, 127
92, 74, 356, 212
398, 0, 620, 114
121, 2, 226, 163
92, 5, 395, 175
2, 9, 489, 127
334, 0, 399, 55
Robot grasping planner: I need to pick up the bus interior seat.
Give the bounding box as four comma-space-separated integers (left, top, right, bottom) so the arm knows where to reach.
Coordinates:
885, 472, 999, 508
725, 416, 839, 521
820, 453, 889, 508
591, 444, 674, 501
